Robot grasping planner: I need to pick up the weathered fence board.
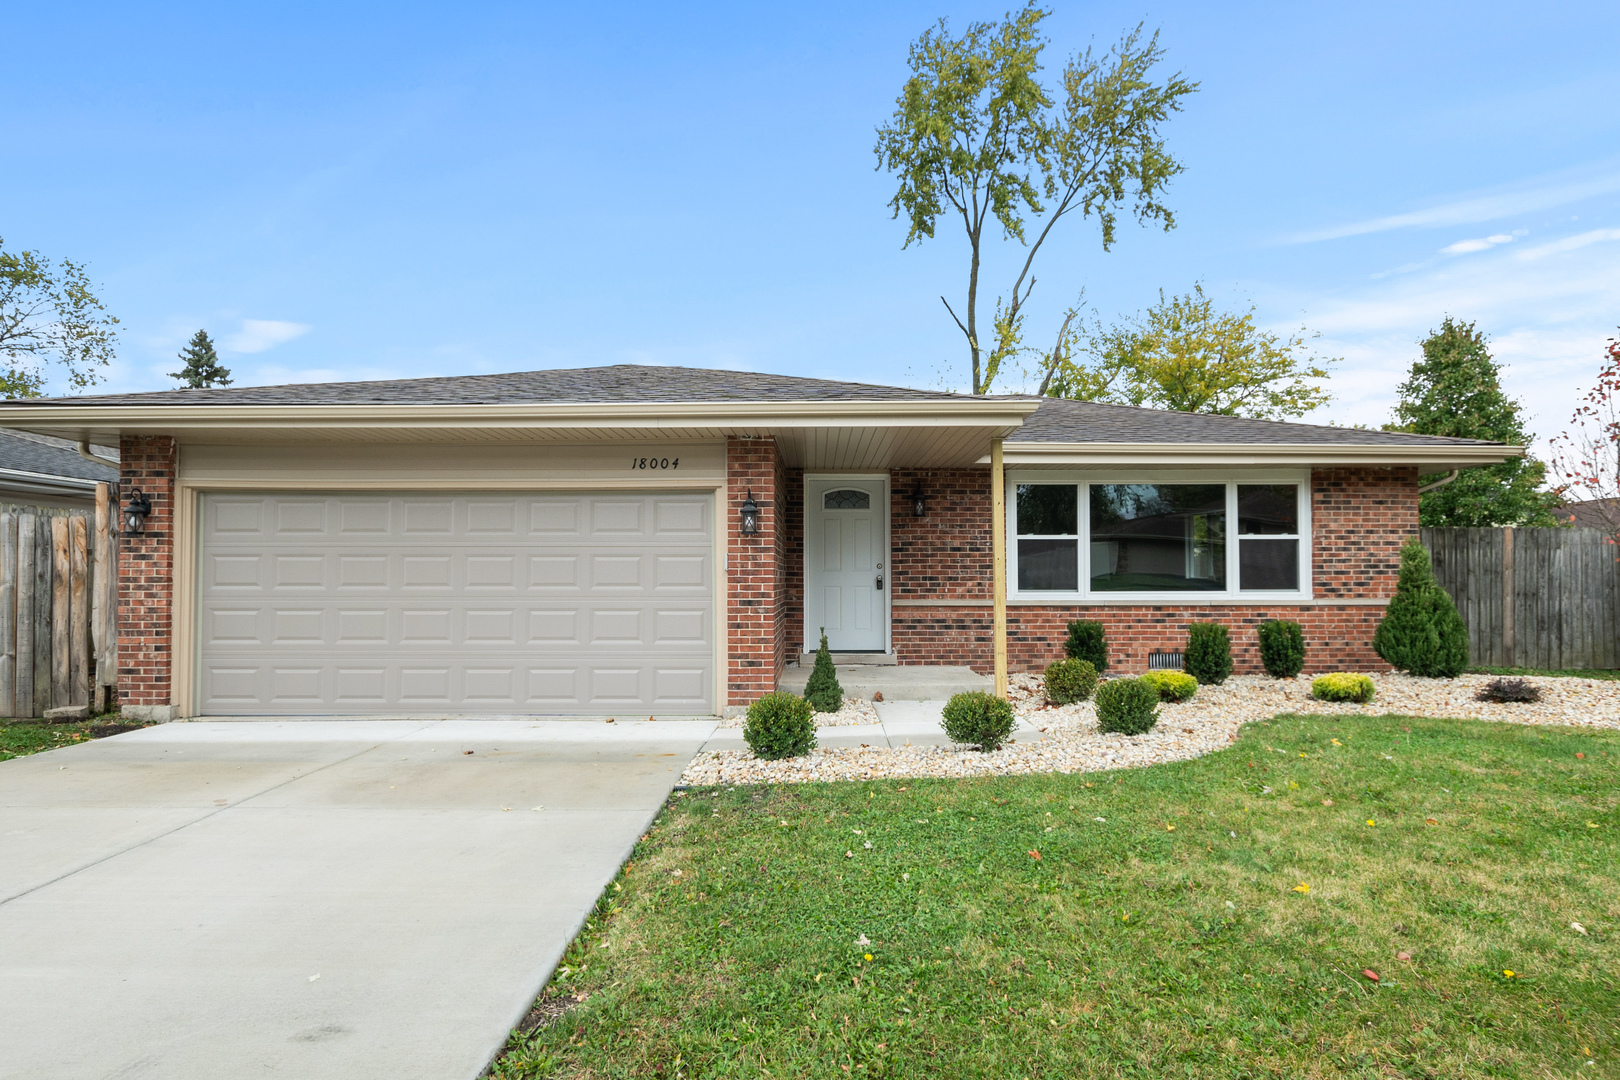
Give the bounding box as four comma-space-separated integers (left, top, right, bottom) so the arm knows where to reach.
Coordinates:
1423, 526, 1620, 671
0, 492, 118, 717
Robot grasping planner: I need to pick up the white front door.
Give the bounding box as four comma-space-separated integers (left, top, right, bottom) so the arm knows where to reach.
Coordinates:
804, 475, 888, 652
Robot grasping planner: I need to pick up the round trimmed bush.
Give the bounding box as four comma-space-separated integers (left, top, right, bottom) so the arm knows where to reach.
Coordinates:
1311, 673, 1375, 704
941, 690, 1016, 752
1043, 658, 1098, 705
1184, 622, 1233, 685
1139, 670, 1197, 702
743, 692, 816, 759
1257, 619, 1305, 678
1095, 678, 1160, 735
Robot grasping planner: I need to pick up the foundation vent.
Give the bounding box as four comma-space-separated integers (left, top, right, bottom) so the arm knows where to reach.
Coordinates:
1147, 650, 1184, 671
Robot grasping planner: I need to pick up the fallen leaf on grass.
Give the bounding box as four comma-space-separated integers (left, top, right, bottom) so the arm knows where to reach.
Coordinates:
1570, 922, 1587, 935
1293, 883, 1311, 894
1503, 969, 1515, 978
1396, 951, 1411, 961
1366, 820, 1376, 827
1362, 969, 1380, 982
1575, 752, 1585, 759
1321, 798, 1334, 806
1028, 850, 1041, 860
1426, 818, 1438, 825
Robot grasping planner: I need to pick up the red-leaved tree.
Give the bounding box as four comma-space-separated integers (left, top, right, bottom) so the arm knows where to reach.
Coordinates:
1549, 331, 1620, 547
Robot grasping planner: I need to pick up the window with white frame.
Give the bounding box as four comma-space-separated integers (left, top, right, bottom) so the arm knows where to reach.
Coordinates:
1010, 476, 1309, 599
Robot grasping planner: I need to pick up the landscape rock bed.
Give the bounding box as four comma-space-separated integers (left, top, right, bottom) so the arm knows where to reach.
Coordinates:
682, 672, 1620, 786
716, 697, 878, 729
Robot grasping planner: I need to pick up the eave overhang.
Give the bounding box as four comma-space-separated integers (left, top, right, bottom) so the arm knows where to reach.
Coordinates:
992, 441, 1521, 472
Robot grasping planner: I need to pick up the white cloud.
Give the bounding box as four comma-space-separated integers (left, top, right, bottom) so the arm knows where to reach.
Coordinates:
1514, 227, 1620, 261
1280, 171, 1620, 244
223, 319, 312, 354
1441, 233, 1517, 255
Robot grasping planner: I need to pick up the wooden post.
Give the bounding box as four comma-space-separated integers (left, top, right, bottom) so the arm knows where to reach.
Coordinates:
51, 516, 71, 708
0, 513, 14, 718
16, 514, 35, 718
1501, 526, 1515, 669
71, 514, 90, 706
991, 438, 1008, 699
92, 483, 109, 702
33, 515, 50, 717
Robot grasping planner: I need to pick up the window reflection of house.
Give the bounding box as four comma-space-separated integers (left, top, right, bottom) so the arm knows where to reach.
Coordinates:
1090, 484, 1226, 591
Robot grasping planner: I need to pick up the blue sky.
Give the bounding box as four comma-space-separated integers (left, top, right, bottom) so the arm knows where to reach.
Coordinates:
6, 1, 1618, 451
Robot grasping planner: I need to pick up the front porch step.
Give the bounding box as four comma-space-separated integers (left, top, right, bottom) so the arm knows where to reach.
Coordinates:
777, 664, 990, 702
796, 651, 897, 666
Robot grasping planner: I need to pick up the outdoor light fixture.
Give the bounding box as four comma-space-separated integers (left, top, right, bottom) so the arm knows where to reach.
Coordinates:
123, 488, 152, 535
912, 486, 927, 518
739, 489, 760, 535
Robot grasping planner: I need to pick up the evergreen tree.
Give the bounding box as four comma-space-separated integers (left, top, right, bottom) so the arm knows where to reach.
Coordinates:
170, 329, 232, 388
1387, 318, 1560, 526
803, 629, 844, 713
1373, 539, 1470, 678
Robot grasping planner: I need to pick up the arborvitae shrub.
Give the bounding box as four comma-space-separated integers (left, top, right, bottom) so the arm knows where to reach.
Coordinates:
1043, 658, 1098, 705
1372, 539, 1470, 678
803, 629, 844, 712
1095, 678, 1160, 735
1139, 670, 1197, 702
743, 692, 816, 759
1064, 620, 1108, 672
1184, 623, 1233, 685
1257, 620, 1305, 678
1311, 673, 1375, 704
941, 691, 1016, 751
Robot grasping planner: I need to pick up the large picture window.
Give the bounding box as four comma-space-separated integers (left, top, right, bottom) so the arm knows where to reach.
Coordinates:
1010, 477, 1308, 598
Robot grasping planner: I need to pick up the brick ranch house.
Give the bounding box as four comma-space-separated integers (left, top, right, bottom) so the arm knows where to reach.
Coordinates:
0, 366, 1514, 720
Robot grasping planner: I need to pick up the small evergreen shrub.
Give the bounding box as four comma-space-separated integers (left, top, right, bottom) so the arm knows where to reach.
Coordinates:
1183, 623, 1233, 685
1257, 619, 1305, 679
1311, 673, 1376, 704
1095, 678, 1160, 735
941, 691, 1016, 752
803, 629, 844, 713
742, 692, 816, 759
1476, 677, 1541, 703
1140, 670, 1197, 702
1373, 539, 1470, 678
1043, 658, 1098, 705
1064, 620, 1108, 672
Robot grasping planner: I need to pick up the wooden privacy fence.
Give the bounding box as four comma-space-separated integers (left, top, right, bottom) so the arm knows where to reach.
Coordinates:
1422, 526, 1620, 671
0, 485, 119, 717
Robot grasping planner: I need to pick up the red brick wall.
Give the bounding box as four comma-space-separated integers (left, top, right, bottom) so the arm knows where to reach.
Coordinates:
118, 435, 178, 706
727, 437, 784, 707
782, 467, 804, 654
888, 465, 1419, 675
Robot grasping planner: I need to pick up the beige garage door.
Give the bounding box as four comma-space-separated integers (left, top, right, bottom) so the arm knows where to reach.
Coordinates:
196, 492, 715, 715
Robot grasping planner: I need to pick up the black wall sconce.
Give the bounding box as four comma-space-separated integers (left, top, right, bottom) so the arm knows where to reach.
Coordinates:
123, 488, 152, 535
739, 489, 760, 535
911, 486, 927, 518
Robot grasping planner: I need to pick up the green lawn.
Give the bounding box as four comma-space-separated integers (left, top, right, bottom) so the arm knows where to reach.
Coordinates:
493, 713, 1618, 1079
0, 719, 149, 760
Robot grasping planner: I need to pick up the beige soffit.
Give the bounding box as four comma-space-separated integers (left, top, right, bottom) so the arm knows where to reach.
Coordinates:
993, 441, 1522, 471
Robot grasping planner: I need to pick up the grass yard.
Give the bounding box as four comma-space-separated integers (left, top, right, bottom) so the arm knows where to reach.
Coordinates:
494, 713, 1618, 1079
0, 719, 148, 760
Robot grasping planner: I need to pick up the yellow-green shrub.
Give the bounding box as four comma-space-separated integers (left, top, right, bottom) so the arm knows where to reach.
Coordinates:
1139, 670, 1197, 702
1311, 673, 1375, 704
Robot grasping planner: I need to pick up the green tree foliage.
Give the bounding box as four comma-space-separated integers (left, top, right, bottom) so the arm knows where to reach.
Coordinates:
803, 630, 844, 713
1388, 318, 1562, 527
170, 329, 232, 389
1373, 539, 1470, 678
874, 5, 1197, 394
1044, 285, 1336, 418
0, 237, 118, 397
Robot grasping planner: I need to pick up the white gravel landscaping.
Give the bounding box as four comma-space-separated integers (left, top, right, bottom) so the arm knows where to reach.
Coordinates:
716, 696, 879, 728
680, 671, 1620, 787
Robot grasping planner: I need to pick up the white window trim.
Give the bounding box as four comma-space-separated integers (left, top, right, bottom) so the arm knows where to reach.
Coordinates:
1004, 468, 1313, 605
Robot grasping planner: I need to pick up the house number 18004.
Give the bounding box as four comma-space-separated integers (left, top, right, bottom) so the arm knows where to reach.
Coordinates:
630, 457, 678, 470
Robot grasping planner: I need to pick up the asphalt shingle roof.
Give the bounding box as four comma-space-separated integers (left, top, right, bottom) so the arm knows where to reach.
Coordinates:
0, 430, 118, 482
1009, 395, 1497, 447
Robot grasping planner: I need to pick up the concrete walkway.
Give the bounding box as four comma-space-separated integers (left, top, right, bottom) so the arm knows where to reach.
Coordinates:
701, 700, 1042, 751
0, 718, 713, 1080
776, 663, 990, 701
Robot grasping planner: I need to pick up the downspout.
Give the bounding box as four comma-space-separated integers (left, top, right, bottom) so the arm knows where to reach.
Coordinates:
1418, 469, 1460, 493
991, 438, 1008, 699
78, 438, 119, 470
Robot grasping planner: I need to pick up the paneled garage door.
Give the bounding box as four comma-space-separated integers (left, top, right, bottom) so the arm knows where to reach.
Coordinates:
196, 492, 715, 715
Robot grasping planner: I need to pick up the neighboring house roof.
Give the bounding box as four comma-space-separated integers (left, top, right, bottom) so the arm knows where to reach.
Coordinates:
0, 364, 1516, 472
1554, 497, 1620, 531
7, 365, 975, 407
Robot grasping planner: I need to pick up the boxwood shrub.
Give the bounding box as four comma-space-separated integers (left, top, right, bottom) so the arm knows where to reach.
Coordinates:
1064, 620, 1108, 672
941, 690, 1016, 752
743, 692, 817, 759
1184, 623, 1233, 685
1043, 658, 1098, 705
1139, 670, 1197, 702
1095, 678, 1160, 735
1257, 619, 1305, 678
1311, 673, 1376, 704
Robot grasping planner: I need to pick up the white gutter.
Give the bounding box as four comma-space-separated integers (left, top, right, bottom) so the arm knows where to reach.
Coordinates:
993, 441, 1520, 468
1418, 469, 1462, 493
77, 438, 119, 469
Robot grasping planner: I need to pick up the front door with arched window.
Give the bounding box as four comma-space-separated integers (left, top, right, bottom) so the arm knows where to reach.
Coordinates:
803, 474, 889, 653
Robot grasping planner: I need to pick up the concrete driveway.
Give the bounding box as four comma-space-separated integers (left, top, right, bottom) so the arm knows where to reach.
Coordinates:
0, 718, 712, 1080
